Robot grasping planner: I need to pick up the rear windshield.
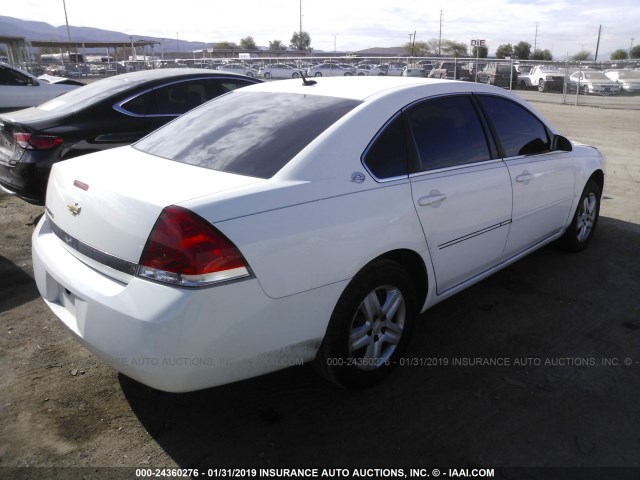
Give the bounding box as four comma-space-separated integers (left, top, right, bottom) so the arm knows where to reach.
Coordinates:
134, 91, 361, 178
36, 76, 145, 113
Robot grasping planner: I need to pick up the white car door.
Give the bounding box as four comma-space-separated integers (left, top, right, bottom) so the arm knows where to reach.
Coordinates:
475, 94, 574, 257
405, 95, 512, 294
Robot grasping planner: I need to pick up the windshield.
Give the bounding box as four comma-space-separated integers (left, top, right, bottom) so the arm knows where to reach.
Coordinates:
135, 91, 361, 179
617, 70, 640, 80
583, 72, 609, 80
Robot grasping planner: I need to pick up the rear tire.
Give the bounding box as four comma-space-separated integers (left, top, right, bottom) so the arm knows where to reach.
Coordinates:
313, 259, 417, 389
558, 179, 601, 252
538, 79, 547, 92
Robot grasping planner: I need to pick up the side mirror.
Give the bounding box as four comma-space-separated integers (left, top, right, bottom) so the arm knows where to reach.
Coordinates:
552, 134, 572, 152
28, 77, 40, 86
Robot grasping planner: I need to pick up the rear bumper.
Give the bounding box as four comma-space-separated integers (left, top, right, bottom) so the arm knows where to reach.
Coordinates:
0, 151, 56, 205
32, 215, 343, 392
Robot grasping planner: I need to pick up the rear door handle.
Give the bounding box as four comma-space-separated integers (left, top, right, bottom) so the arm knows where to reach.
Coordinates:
418, 193, 447, 207
516, 172, 533, 184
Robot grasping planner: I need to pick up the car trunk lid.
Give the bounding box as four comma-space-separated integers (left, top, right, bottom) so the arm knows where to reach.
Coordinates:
45, 146, 261, 272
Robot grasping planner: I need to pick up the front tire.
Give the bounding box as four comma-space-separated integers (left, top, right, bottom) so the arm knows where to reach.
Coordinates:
314, 72, 322, 77
264, 72, 271, 79
313, 259, 417, 389
558, 179, 601, 252
292, 72, 299, 78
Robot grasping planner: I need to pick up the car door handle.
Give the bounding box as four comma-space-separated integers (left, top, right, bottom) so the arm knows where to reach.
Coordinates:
418, 193, 447, 207
516, 172, 533, 184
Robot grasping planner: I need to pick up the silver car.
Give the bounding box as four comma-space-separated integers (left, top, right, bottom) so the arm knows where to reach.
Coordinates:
0, 62, 83, 113
604, 69, 640, 93
568, 71, 621, 95
259, 64, 304, 80
217, 63, 258, 78
307, 63, 356, 77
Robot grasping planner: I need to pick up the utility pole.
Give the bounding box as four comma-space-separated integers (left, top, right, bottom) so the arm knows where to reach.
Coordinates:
438, 10, 443, 56
631, 38, 635, 58
299, 0, 302, 35
594, 25, 601, 62
534, 22, 538, 52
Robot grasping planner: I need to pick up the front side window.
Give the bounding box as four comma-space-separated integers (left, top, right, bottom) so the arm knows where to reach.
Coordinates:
476, 95, 550, 157
0, 66, 31, 86
406, 95, 491, 172
135, 91, 361, 179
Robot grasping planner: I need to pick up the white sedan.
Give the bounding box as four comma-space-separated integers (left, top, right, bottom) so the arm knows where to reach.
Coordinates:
259, 64, 304, 79
0, 62, 82, 113
32, 77, 605, 392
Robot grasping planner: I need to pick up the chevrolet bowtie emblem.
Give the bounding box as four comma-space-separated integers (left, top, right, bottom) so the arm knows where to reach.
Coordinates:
67, 202, 81, 216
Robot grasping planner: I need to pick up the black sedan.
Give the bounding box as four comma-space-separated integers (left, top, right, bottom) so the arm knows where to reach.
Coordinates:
0, 69, 260, 204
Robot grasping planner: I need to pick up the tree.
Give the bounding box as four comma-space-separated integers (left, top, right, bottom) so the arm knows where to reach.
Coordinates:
631, 45, 640, 59
442, 39, 468, 57
403, 40, 432, 56
531, 49, 553, 61
513, 41, 531, 60
290, 31, 312, 51
472, 46, 488, 58
269, 40, 286, 51
213, 41, 238, 50
495, 44, 514, 59
611, 49, 628, 60
572, 50, 591, 61
240, 36, 257, 50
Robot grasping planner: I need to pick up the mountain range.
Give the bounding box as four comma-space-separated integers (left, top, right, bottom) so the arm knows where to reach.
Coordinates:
0, 15, 209, 52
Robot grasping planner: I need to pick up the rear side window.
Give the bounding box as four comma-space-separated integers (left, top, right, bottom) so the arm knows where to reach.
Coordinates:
362, 113, 407, 180
406, 95, 491, 172
135, 91, 361, 178
476, 95, 550, 157
122, 78, 256, 116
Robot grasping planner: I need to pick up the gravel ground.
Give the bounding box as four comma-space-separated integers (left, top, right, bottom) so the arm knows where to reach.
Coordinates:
0, 95, 639, 479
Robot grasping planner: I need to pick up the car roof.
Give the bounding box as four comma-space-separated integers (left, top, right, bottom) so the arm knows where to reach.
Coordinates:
106, 68, 253, 82
237, 76, 511, 101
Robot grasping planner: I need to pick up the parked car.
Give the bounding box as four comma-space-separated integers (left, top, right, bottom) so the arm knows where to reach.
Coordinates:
520, 66, 566, 92
402, 64, 427, 77
355, 64, 387, 76
37, 74, 86, 87
568, 70, 621, 95
0, 62, 83, 113
428, 62, 471, 81
216, 63, 258, 77
0, 69, 260, 204
604, 69, 640, 94
259, 64, 304, 79
476, 63, 518, 89
31, 77, 605, 393
307, 63, 356, 76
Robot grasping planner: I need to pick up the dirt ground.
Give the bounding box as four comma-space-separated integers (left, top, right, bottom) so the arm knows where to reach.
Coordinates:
1, 97, 639, 479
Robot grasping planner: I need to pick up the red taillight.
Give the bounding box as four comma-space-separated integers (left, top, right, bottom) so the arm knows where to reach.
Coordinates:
138, 205, 250, 287
14, 132, 64, 150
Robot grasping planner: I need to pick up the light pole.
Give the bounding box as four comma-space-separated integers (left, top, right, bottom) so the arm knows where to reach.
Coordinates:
631, 38, 635, 58
129, 36, 135, 61
333, 33, 339, 56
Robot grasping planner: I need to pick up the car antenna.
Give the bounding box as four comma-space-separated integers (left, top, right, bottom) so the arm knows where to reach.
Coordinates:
300, 71, 317, 86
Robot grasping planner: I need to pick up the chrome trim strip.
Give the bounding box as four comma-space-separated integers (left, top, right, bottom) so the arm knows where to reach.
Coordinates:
438, 220, 512, 250
48, 217, 138, 275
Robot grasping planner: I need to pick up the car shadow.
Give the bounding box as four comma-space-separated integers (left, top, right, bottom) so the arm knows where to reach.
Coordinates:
0, 255, 40, 314
120, 216, 640, 469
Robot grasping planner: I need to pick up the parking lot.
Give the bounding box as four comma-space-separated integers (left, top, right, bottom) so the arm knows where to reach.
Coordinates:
1, 96, 639, 477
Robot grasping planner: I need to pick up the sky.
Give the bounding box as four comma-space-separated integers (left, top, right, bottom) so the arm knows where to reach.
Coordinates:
3, 0, 640, 59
